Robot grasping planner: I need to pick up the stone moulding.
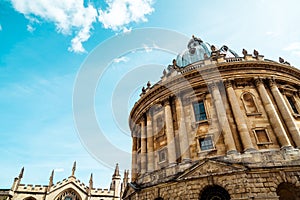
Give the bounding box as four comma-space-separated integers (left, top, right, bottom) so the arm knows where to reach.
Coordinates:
130, 60, 300, 127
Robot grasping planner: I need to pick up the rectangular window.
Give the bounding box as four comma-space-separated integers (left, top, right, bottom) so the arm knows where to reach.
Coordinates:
199, 136, 214, 151
254, 129, 271, 144
193, 101, 207, 121
287, 96, 299, 114
158, 149, 167, 162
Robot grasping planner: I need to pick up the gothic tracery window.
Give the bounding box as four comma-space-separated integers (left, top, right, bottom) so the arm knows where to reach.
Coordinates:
55, 189, 81, 200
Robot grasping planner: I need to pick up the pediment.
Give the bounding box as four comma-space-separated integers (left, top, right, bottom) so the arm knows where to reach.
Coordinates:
177, 159, 247, 180
48, 177, 88, 195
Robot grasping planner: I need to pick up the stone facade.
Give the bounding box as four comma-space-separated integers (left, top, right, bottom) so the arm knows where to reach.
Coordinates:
123, 37, 300, 199
0, 162, 128, 200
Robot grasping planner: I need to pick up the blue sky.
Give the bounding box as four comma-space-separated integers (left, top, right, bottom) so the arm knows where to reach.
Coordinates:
1, 0, 300, 189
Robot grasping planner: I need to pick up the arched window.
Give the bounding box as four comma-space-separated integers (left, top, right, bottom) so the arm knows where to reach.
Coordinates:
277, 182, 300, 200
241, 92, 260, 115
199, 185, 230, 200
55, 189, 81, 200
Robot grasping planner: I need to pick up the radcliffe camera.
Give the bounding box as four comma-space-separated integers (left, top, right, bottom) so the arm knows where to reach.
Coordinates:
1, 1, 300, 200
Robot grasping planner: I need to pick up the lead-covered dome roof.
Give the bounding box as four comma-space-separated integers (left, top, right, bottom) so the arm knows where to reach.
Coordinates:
176, 35, 239, 67
176, 35, 211, 67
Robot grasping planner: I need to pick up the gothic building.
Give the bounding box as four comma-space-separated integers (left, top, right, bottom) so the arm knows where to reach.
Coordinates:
0, 162, 128, 200
123, 36, 300, 199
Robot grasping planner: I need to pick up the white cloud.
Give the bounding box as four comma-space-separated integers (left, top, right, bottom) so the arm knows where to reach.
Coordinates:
27, 24, 35, 32
98, 0, 154, 31
0, 24, 2, 31
10, 0, 98, 53
122, 27, 132, 33
10, 0, 155, 53
284, 42, 300, 56
113, 56, 129, 63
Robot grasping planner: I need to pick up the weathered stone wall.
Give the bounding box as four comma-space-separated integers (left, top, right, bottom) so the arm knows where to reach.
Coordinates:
127, 165, 300, 200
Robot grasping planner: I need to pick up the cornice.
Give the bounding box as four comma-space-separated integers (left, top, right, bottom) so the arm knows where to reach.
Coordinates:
129, 60, 300, 128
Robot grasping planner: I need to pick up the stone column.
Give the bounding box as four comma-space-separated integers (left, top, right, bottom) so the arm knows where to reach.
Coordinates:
175, 95, 191, 162
209, 82, 237, 154
140, 118, 147, 174
146, 111, 154, 172
164, 99, 177, 165
254, 78, 291, 148
225, 80, 255, 152
131, 134, 138, 181
269, 79, 300, 148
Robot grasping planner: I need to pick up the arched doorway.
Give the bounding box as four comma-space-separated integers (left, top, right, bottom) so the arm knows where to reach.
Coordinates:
24, 197, 36, 200
199, 185, 230, 200
277, 182, 300, 200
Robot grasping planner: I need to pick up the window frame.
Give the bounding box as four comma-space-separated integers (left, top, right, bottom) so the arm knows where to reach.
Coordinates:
286, 95, 300, 115
253, 128, 272, 145
158, 147, 167, 163
192, 100, 208, 122
197, 135, 215, 152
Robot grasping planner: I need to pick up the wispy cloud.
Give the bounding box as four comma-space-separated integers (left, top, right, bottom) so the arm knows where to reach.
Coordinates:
0, 24, 2, 31
26, 24, 35, 32
113, 56, 129, 63
284, 42, 300, 56
10, 0, 155, 53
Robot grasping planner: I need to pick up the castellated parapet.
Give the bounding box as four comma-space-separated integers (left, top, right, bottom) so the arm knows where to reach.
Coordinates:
0, 163, 128, 200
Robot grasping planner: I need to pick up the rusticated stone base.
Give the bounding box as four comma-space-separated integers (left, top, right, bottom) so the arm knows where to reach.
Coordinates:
123, 151, 300, 200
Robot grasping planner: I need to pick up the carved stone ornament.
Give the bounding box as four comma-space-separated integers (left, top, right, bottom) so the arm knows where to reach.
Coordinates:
242, 49, 248, 56
253, 49, 259, 57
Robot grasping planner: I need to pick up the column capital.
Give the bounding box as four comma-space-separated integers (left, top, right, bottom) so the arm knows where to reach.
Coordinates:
146, 109, 153, 118
139, 116, 146, 125
208, 81, 217, 91
253, 77, 264, 87
162, 98, 171, 106
224, 79, 234, 88
267, 77, 277, 88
